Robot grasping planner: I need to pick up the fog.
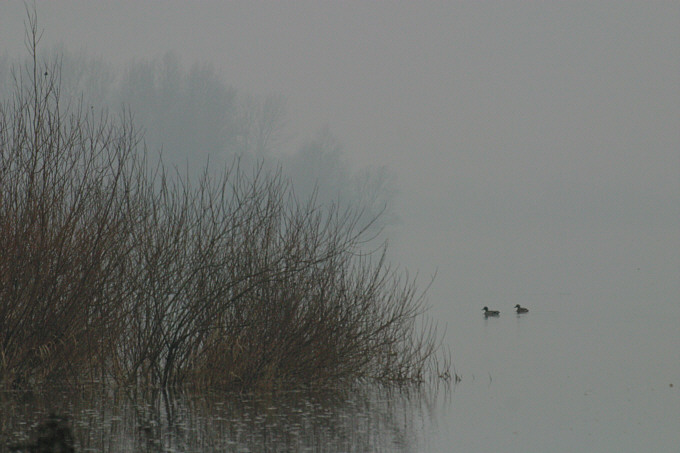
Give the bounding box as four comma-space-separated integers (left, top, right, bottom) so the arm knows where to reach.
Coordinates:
3, 2, 677, 309
2, 2, 679, 449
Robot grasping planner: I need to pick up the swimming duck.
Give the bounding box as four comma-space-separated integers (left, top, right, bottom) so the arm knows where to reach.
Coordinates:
515, 304, 529, 313
482, 306, 500, 317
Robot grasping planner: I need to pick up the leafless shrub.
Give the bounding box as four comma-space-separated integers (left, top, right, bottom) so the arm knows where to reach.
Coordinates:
0, 8, 448, 392
0, 8, 143, 388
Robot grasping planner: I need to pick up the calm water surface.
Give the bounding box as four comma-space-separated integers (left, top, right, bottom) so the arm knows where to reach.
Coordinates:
1, 384, 445, 452
2, 293, 678, 452
429, 292, 680, 452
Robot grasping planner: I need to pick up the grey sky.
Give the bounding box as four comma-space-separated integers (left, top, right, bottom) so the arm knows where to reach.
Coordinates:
2, 1, 678, 309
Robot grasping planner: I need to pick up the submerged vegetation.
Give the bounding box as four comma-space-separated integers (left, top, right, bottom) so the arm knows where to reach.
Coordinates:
0, 11, 446, 393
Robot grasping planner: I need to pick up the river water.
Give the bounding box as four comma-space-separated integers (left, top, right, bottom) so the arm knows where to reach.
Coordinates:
2, 292, 678, 452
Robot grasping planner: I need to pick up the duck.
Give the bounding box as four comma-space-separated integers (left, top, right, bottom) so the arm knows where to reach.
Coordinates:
482, 306, 500, 317
514, 304, 529, 313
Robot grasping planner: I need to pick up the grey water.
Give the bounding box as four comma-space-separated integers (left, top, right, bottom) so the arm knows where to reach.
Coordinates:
1, 385, 442, 452
432, 291, 680, 452
2, 292, 678, 452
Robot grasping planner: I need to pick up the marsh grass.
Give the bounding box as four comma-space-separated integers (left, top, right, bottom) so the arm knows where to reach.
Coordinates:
0, 9, 447, 393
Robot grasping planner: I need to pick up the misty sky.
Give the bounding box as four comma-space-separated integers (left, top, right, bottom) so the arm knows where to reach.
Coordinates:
2, 1, 678, 312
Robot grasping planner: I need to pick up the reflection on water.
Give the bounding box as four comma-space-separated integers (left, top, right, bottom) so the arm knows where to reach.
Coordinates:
1, 384, 449, 452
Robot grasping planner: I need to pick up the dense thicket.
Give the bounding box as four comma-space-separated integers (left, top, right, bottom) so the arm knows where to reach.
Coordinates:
0, 12, 445, 391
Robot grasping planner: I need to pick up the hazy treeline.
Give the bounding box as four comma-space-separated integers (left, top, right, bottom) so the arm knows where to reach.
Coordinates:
0, 44, 397, 235
0, 12, 444, 391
